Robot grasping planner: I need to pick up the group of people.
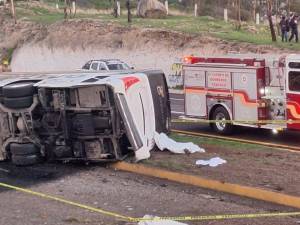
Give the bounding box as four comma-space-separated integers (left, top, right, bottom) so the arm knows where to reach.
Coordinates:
280, 14, 299, 43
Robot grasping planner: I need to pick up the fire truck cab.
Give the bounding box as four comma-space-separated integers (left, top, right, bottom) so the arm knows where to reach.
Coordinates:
182, 54, 300, 134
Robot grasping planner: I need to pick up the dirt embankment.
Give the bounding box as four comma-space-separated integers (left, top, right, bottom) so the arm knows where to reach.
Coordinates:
0, 15, 295, 73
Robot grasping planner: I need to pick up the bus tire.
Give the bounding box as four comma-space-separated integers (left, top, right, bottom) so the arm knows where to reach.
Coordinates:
11, 154, 42, 166
10, 143, 40, 156
3, 96, 33, 109
3, 82, 35, 98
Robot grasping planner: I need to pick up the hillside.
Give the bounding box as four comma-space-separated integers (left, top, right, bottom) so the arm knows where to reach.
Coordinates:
0, 1, 297, 75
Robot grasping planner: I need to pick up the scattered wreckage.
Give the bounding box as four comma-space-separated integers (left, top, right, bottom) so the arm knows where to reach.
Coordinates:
0, 70, 171, 166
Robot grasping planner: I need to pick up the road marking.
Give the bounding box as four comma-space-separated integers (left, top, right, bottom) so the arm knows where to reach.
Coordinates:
112, 162, 300, 210
171, 111, 185, 114
170, 98, 184, 101
1, 179, 300, 222
0, 167, 10, 173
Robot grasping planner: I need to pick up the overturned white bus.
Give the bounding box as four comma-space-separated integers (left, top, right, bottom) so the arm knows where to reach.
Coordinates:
0, 70, 170, 166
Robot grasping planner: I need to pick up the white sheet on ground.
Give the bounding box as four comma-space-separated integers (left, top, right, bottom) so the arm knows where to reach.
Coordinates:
154, 132, 205, 154
196, 157, 227, 167
138, 215, 188, 225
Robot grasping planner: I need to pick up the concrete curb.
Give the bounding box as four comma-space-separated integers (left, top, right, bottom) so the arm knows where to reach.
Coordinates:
112, 162, 300, 209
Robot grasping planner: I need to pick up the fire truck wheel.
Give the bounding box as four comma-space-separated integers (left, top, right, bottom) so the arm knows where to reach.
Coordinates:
11, 154, 42, 166
3, 82, 35, 98
211, 107, 233, 135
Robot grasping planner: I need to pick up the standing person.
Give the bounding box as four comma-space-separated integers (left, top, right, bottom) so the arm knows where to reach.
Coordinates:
1, 59, 9, 72
280, 15, 288, 42
289, 15, 299, 43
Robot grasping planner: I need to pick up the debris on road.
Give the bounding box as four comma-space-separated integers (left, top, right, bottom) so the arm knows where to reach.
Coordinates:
196, 157, 227, 167
138, 215, 188, 225
154, 132, 205, 154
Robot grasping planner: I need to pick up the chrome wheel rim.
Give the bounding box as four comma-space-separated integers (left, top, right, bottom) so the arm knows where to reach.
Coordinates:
215, 113, 226, 131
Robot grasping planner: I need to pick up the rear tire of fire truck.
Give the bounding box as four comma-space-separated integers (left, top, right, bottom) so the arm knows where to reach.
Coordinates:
211, 106, 233, 135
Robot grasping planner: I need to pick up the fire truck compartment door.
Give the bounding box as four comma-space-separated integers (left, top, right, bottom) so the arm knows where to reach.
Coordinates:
185, 93, 207, 117
184, 68, 206, 117
233, 71, 258, 122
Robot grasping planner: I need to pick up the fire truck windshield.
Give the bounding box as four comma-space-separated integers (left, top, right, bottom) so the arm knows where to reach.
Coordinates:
289, 71, 300, 92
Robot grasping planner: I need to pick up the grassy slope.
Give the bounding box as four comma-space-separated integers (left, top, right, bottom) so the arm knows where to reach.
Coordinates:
14, 2, 300, 51
142, 132, 275, 171
169, 133, 272, 151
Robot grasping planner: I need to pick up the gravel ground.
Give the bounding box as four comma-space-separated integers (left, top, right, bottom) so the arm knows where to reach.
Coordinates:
0, 162, 299, 225
144, 133, 300, 197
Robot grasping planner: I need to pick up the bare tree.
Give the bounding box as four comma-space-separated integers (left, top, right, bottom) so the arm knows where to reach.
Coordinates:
10, 0, 16, 24
252, 0, 257, 21
26, 0, 30, 9
64, 0, 76, 19
113, 0, 118, 18
126, 0, 132, 23
235, 0, 241, 30
267, 0, 277, 41
196, 0, 202, 16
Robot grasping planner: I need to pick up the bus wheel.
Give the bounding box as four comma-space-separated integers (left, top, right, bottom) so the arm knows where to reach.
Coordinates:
211, 106, 233, 135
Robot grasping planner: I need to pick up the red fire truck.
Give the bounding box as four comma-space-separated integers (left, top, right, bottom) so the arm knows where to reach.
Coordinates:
181, 54, 300, 134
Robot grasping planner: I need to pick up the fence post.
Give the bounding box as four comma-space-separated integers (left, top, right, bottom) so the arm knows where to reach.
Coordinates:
117, 0, 121, 16
72, 1, 76, 14
165, 1, 168, 15
256, 13, 260, 25
194, 3, 197, 17
224, 8, 228, 22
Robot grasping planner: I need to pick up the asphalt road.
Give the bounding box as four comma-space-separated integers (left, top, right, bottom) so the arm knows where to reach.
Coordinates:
170, 93, 300, 148
0, 162, 298, 225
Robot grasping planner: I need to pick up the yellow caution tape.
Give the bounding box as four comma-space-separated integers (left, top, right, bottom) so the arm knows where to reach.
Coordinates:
0, 182, 133, 221
0, 181, 299, 222
133, 212, 300, 222
172, 118, 300, 124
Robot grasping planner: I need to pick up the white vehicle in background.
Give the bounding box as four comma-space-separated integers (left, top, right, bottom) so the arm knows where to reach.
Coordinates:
81, 59, 132, 71
0, 70, 170, 166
